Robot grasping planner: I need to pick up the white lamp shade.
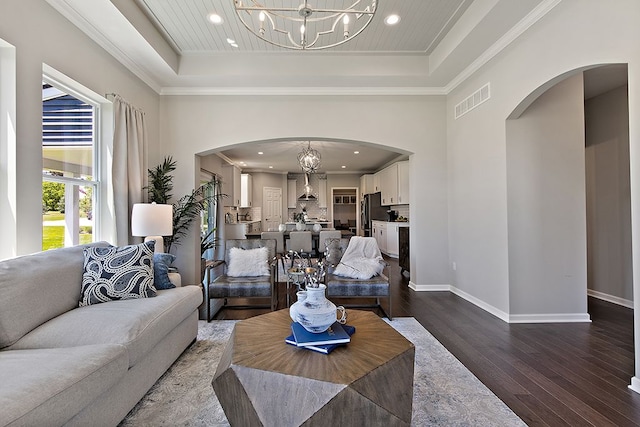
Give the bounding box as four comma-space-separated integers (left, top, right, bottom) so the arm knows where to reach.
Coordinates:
131, 203, 173, 237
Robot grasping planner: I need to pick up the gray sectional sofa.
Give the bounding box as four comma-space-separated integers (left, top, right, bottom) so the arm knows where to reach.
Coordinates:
0, 242, 203, 426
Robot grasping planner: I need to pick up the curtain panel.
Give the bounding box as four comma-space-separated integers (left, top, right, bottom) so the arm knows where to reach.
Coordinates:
112, 95, 146, 246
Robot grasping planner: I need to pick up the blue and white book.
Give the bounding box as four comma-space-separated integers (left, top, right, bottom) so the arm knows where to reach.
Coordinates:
290, 321, 352, 347
286, 324, 356, 354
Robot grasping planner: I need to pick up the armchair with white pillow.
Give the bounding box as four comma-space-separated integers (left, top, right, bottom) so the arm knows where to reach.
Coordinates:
203, 239, 276, 321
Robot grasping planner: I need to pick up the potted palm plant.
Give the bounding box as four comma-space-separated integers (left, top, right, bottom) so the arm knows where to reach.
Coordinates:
146, 156, 224, 254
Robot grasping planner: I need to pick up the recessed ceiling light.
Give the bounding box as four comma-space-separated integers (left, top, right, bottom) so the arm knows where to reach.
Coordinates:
354, 151, 360, 154
208, 13, 223, 25
341, 165, 347, 169
384, 14, 400, 25
258, 151, 263, 155
269, 166, 273, 169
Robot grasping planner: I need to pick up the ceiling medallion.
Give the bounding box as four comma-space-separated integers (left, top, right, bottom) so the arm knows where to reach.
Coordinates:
297, 141, 321, 173
233, 1, 377, 50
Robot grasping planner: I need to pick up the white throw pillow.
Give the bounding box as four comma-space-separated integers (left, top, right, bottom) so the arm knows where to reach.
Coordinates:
227, 247, 270, 277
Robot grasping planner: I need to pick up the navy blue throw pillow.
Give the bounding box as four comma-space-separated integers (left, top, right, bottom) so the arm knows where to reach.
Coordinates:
153, 252, 176, 290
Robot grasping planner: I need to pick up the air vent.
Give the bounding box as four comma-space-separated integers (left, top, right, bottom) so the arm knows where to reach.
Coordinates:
454, 83, 490, 119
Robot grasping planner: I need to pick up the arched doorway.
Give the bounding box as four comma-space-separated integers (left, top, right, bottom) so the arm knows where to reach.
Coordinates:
505, 64, 631, 321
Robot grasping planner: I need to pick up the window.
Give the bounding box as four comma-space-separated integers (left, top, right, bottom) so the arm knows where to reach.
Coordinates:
200, 170, 220, 260
42, 80, 98, 250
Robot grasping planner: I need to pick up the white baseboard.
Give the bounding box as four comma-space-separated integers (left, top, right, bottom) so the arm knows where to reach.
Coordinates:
508, 313, 591, 323
587, 289, 634, 309
409, 281, 449, 291
409, 282, 591, 323
408, 282, 510, 322
629, 377, 640, 395
449, 286, 510, 323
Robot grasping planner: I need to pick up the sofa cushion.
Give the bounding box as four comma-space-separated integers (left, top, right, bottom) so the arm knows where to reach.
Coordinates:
80, 242, 157, 306
9, 286, 202, 368
210, 275, 272, 298
0, 242, 111, 349
0, 344, 128, 427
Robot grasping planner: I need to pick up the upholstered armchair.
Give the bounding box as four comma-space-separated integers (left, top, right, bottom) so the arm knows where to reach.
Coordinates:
203, 239, 276, 321
324, 237, 392, 320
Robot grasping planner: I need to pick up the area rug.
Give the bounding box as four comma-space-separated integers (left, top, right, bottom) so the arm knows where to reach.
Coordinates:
120, 319, 525, 426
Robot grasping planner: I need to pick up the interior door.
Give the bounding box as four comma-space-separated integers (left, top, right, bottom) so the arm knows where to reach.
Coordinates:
263, 187, 282, 232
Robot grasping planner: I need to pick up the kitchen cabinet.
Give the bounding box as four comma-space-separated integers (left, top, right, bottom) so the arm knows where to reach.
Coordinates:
378, 161, 409, 206
372, 220, 408, 259
386, 222, 399, 258
317, 177, 327, 208
380, 163, 398, 206
397, 161, 409, 205
240, 173, 252, 207
287, 179, 297, 209
223, 164, 241, 207
360, 174, 374, 196
372, 221, 387, 254
373, 171, 382, 193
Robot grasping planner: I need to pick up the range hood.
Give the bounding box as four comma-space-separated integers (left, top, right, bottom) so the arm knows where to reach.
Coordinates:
299, 173, 316, 200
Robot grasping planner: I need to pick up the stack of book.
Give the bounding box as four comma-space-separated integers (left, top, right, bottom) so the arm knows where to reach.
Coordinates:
285, 322, 356, 354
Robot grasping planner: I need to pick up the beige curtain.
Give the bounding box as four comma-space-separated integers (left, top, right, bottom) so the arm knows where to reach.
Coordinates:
112, 95, 146, 245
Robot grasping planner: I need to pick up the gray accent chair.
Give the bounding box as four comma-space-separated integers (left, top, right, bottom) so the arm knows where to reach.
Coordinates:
261, 231, 285, 281
204, 239, 276, 321
288, 231, 313, 264
324, 238, 392, 320
318, 229, 342, 258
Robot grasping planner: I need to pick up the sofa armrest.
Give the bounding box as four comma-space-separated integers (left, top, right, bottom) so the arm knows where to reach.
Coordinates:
168, 272, 182, 287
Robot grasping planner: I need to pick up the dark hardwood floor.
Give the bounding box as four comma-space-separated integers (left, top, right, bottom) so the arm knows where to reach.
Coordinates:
213, 257, 640, 426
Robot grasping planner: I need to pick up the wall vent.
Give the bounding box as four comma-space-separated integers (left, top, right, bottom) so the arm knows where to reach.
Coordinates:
454, 83, 490, 119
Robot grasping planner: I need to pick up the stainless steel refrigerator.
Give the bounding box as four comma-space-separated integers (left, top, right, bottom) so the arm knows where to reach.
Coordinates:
361, 192, 387, 237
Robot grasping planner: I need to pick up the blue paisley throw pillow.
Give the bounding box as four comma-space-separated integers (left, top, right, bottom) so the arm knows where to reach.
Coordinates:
80, 241, 157, 306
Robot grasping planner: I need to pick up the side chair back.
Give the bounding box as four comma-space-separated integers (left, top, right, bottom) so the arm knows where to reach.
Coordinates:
204, 239, 276, 321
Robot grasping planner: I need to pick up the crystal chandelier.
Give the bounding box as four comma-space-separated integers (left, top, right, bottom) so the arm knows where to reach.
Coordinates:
233, 1, 377, 51
298, 142, 321, 173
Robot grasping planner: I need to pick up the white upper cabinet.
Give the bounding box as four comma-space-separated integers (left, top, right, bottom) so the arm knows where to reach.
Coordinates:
379, 161, 410, 206
397, 161, 410, 205
317, 177, 327, 208
373, 171, 382, 193
223, 164, 242, 207
380, 163, 398, 206
360, 174, 374, 196
287, 179, 297, 209
240, 173, 252, 207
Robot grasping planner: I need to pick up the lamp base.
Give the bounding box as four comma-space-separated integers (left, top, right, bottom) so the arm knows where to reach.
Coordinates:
144, 236, 165, 254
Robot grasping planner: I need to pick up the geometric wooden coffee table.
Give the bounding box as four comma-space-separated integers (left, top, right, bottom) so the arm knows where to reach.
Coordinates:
212, 309, 415, 426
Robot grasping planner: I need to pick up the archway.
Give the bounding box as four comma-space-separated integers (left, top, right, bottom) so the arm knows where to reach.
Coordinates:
505, 64, 630, 321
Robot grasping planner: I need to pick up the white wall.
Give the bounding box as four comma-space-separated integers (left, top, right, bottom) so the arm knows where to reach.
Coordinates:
506, 73, 588, 319
585, 85, 632, 303
0, 0, 159, 257
446, 0, 640, 389
160, 95, 449, 290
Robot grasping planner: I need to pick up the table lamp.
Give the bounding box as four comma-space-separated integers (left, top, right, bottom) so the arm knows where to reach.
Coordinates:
131, 202, 173, 253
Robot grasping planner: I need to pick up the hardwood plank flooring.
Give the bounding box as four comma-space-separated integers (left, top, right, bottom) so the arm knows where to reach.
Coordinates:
213, 257, 640, 426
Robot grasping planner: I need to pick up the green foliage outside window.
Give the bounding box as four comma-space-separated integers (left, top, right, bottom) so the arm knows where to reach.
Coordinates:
42, 181, 64, 212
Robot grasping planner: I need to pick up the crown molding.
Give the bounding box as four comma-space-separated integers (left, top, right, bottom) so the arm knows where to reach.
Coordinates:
160, 86, 447, 96
444, 0, 561, 94
45, 0, 163, 93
